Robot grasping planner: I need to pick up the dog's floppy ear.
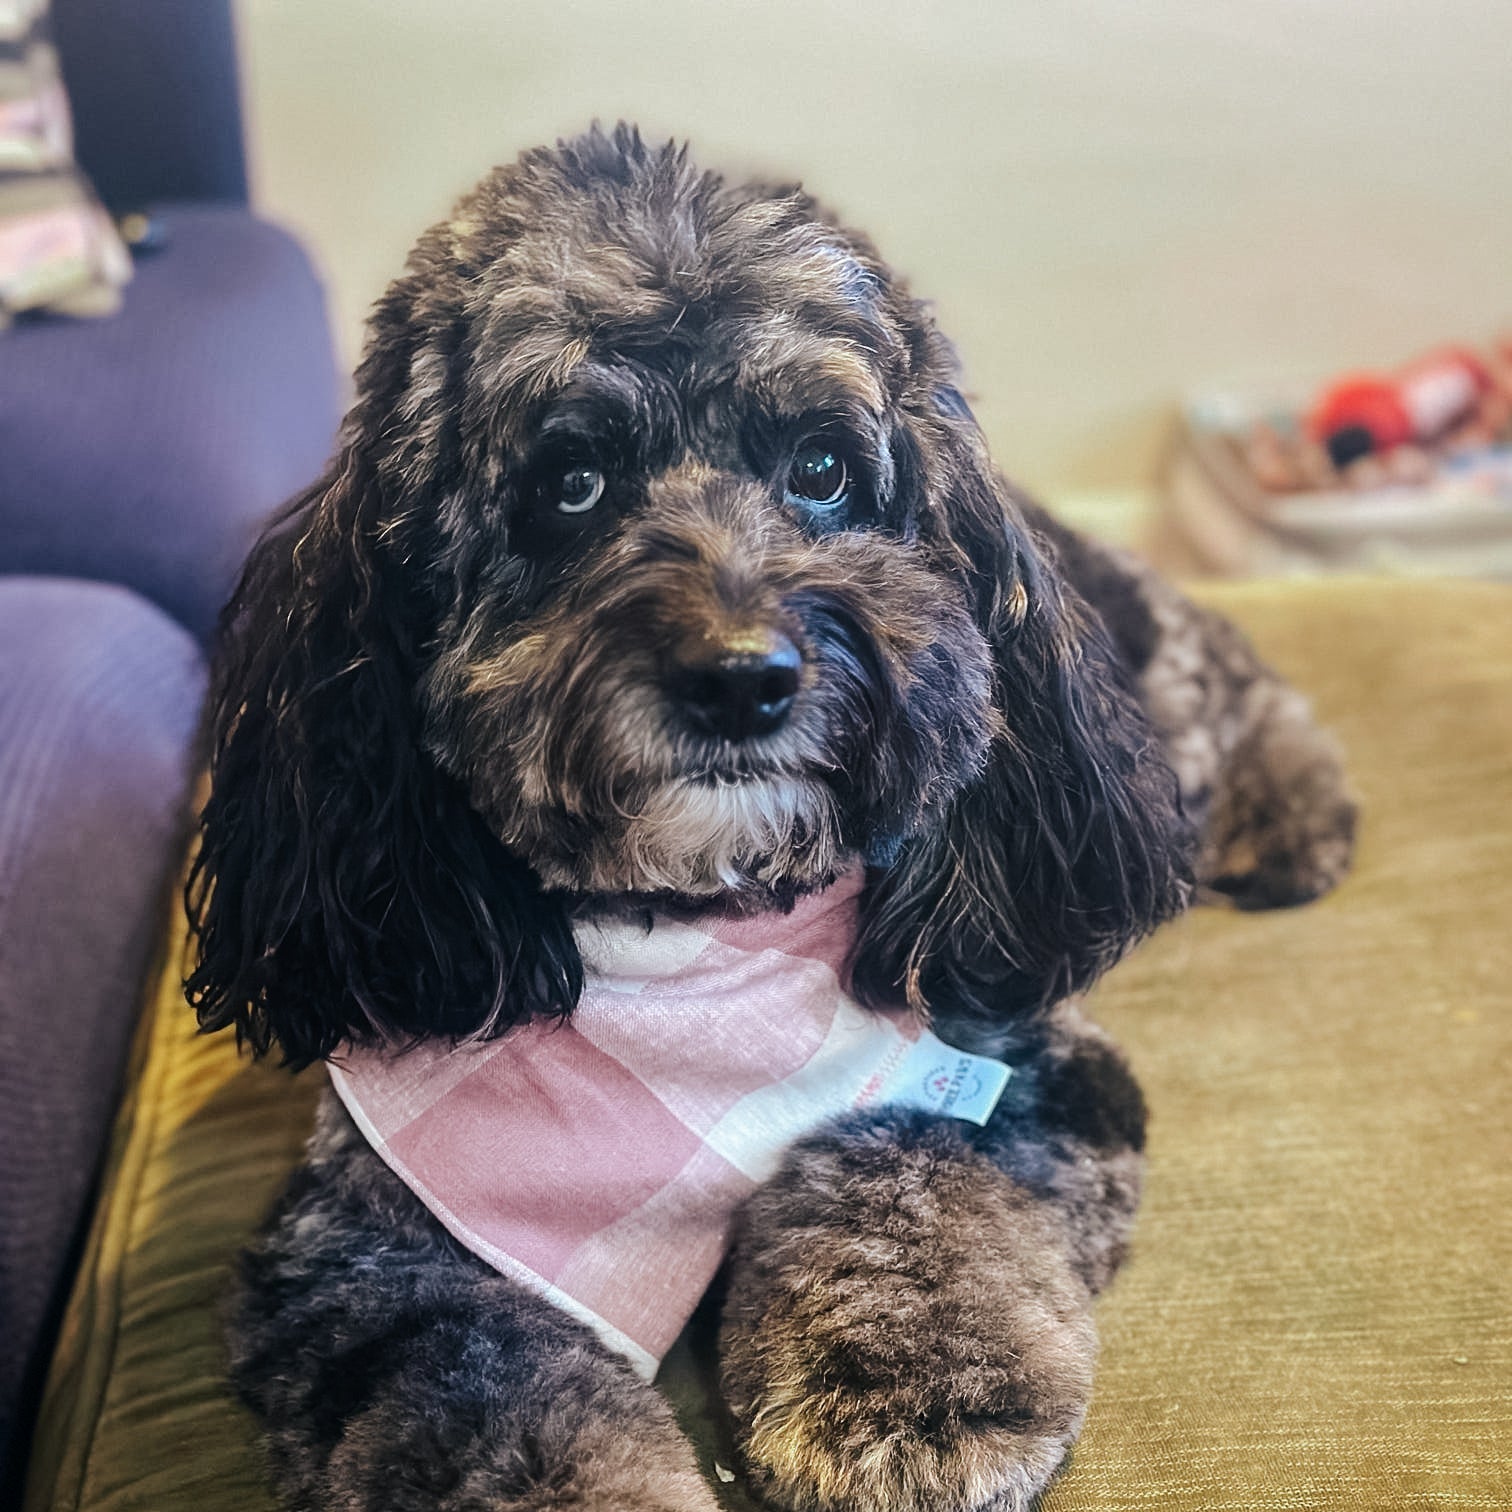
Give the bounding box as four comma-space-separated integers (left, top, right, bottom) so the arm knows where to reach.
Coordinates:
185, 444, 582, 1070
853, 405, 1194, 1040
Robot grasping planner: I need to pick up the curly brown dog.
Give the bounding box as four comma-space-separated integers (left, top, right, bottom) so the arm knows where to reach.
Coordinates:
187, 126, 1355, 1512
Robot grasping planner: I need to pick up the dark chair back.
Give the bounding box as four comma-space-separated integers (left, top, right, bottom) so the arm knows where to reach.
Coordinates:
50, 0, 249, 210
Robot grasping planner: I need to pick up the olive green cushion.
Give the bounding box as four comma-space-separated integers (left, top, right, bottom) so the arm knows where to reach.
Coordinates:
25, 579, 1512, 1512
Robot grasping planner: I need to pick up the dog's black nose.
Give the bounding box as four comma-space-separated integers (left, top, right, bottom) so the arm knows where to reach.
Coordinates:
668, 631, 801, 742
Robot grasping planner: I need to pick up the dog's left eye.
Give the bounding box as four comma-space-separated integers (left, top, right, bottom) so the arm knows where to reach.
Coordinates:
554, 466, 606, 515
786, 443, 850, 511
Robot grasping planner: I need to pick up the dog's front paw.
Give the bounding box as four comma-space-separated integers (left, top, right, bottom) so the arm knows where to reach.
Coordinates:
313, 1362, 720, 1512
719, 1120, 1095, 1512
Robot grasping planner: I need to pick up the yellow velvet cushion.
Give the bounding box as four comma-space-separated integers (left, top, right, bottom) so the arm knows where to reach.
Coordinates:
25, 579, 1512, 1512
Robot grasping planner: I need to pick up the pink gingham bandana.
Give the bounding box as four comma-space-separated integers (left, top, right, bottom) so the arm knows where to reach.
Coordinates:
328, 869, 1010, 1376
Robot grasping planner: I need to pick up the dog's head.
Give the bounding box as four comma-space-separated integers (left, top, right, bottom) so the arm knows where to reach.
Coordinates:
187, 126, 1192, 1067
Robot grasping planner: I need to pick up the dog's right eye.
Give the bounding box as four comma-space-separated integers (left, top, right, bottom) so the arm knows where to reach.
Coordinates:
554, 466, 606, 515
786, 443, 850, 511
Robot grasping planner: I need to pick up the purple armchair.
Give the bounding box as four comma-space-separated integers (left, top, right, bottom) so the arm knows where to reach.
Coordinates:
0, 0, 341, 1488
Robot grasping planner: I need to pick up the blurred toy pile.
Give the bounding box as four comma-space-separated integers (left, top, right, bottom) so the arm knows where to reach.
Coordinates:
1157, 337, 1512, 579
1245, 339, 1512, 496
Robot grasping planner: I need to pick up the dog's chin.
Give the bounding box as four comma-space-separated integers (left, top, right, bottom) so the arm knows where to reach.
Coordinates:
524, 772, 850, 900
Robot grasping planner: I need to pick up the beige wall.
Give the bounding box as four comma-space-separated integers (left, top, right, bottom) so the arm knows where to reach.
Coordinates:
237, 0, 1512, 496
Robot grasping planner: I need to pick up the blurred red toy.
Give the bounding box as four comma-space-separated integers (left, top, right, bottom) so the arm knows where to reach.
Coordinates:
1308, 346, 1492, 467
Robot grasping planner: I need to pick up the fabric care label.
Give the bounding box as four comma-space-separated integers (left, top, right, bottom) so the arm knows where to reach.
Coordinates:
871, 1027, 1012, 1125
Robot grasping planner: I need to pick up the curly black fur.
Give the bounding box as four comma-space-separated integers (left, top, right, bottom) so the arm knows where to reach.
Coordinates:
186, 124, 1194, 1069
187, 125, 1354, 1512
186, 475, 583, 1069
